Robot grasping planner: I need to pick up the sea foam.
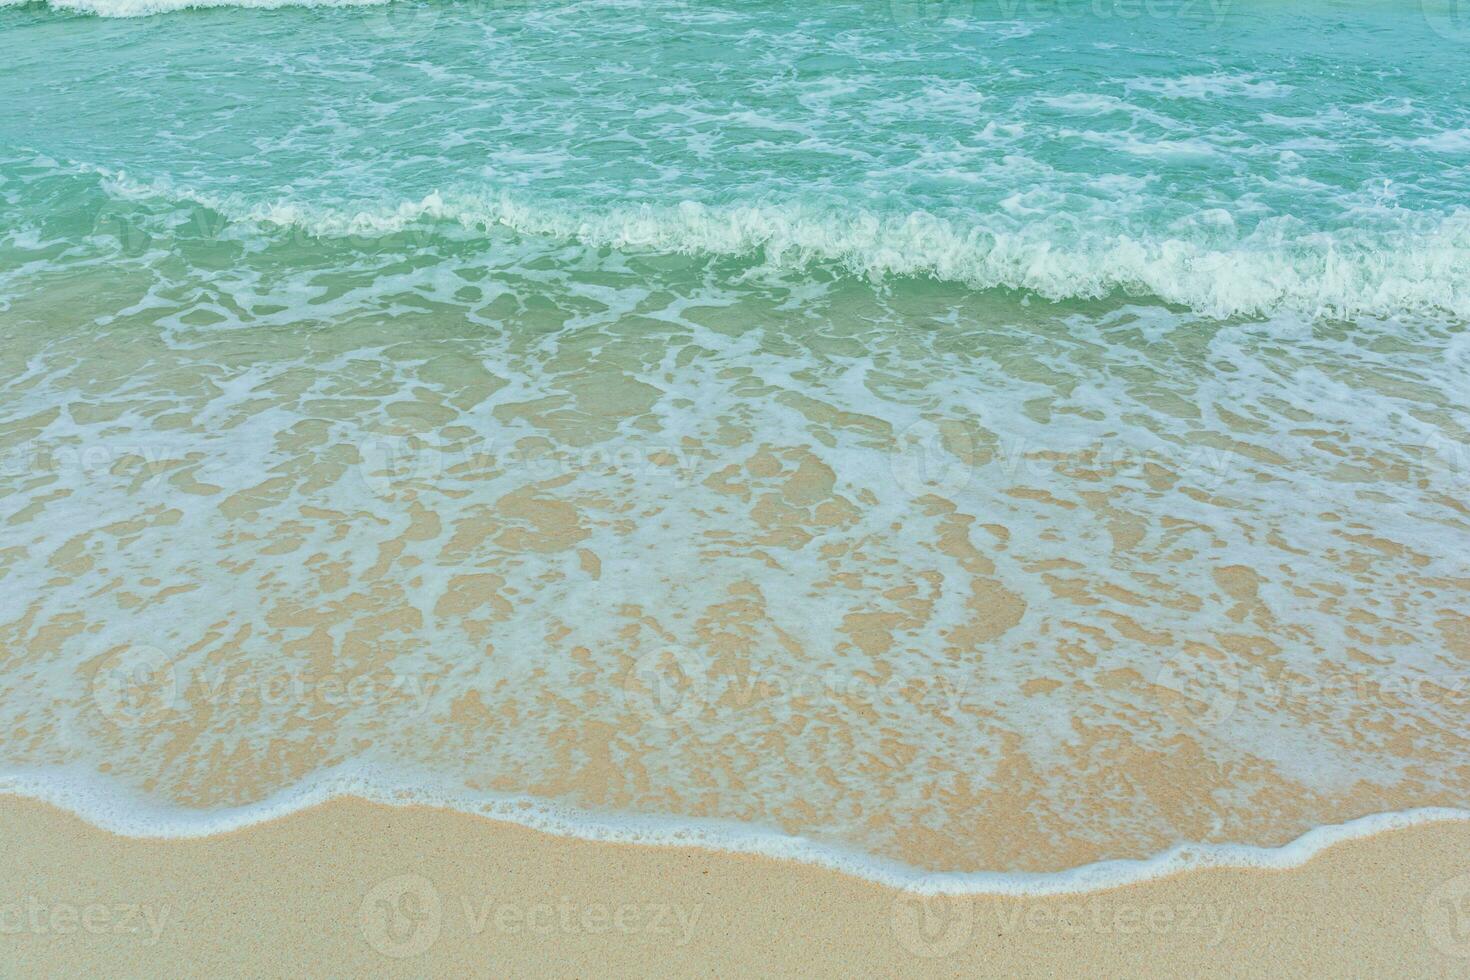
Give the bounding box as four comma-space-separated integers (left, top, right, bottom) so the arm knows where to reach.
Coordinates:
3, 767, 1467, 896
92, 171, 1470, 321
12, 0, 384, 13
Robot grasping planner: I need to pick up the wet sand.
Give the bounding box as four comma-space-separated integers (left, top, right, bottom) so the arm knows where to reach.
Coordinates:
3, 794, 1469, 976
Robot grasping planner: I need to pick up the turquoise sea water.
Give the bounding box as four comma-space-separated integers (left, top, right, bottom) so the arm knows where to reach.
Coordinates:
1, 0, 1469, 885
3, 1, 1470, 317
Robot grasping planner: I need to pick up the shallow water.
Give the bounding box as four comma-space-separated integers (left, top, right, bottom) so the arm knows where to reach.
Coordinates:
1, 0, 1468, 885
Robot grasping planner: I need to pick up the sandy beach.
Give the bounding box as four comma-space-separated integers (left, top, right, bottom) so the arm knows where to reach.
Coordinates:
6, 3, 1470, 976
3, 795, 1469, 976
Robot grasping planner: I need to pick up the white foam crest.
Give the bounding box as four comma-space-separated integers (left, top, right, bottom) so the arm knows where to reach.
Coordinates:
1, 767, 1466, 896
1125, 73, 1293, 100
27, 0, 383, 14
1403, 128, 1470, 153
95, 170, 1470, 321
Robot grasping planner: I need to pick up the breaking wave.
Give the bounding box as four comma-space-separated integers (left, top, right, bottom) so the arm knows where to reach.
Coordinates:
3, 0, 384, 14
96, 171, 1470, 320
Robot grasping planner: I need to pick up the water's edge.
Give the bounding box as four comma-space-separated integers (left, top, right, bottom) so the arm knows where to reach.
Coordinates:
2, 766, 1464, 896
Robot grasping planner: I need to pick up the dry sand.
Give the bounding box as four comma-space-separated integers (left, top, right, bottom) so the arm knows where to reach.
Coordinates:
2, 794, 1469, 976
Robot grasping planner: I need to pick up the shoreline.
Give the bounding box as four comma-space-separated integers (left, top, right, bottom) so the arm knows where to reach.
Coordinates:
4, 793, 1470, 975
4, 771, 1468, 895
